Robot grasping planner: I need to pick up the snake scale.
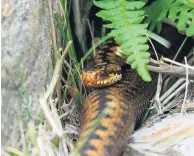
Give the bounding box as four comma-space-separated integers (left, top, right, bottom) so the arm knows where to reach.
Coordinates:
74, 40, 158, 156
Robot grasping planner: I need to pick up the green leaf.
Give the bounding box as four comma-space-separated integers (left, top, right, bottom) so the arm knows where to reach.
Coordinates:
178, 0, 194, 9
93, 0, 122, 10
168, 3, 194, 36
103, 23, 113, 28
96, 8, 121, 20
177, 8, 190, 31
187, 22, 194, 36
144, 0, 175, 31
93, 0, 153, 81
125, 1, 145, 10
145, 0, 194, 36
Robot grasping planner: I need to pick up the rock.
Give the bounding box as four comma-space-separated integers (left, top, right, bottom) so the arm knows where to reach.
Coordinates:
1, 0, 55, 148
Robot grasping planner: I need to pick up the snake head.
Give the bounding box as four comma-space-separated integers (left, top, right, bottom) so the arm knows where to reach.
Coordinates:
81, 63, 122, 88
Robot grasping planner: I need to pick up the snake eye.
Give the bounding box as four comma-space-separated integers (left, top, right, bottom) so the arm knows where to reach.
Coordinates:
100, 70, 108, 77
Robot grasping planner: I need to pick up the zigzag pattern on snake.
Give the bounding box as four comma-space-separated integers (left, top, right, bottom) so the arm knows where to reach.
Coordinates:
75, 40, 158, 156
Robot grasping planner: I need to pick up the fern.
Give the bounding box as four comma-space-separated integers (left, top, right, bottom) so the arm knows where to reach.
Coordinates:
93, 0, 152, 82
168, 1, 194, 36
145, 0, 194, 36
144, 0, 175, 32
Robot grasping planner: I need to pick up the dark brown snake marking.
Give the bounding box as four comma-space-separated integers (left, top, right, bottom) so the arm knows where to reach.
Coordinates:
74, 40, 158, 156
81, 40, 124, 88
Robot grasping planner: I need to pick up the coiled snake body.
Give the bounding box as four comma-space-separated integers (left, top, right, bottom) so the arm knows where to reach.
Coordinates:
75, 40, 157, 156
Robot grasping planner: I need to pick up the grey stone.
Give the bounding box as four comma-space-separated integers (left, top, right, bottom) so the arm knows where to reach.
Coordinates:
1, 0, 55, 148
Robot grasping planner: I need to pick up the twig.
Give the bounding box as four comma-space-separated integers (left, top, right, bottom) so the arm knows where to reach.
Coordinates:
154, 73, 163, 114
162, 94, 184, 112
160, 78, 185, 102
161, 82, 186, 107
172, 37, 188, 63
146, 33, 159, 60
118, 55, 194, 79
148, 65, 194, 79
163, 57, 194, 70
150, 58, 167, 66
181, 57, 189, 116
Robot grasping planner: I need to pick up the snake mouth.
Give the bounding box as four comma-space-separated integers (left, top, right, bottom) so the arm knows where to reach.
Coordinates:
81, 64, 122, 87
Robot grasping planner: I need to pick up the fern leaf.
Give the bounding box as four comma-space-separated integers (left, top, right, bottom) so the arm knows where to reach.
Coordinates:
144, 0, 175, 32
168, 2, 194, 36
93, 0, 121, 9
145, 0, 194, 36
178, 0, 194, 9
94, 0, 152, 82
187, 18, 194, 36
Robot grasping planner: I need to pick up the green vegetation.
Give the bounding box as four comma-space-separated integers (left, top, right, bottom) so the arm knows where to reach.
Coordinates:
93, 0, 194, 81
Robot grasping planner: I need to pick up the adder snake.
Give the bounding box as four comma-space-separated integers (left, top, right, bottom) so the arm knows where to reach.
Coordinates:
75, 40, 158, 156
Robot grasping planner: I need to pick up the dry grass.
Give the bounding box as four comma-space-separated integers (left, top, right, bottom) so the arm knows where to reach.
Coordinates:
127, 50, 194, 156
2, 41, 77, 156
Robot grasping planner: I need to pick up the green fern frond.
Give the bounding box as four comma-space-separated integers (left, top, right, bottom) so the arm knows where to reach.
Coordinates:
178, 0, 194, 9
145, 0, 194, 36
94, 0, 152, 82
168, 1, 194, 36
144, 0, 175, 32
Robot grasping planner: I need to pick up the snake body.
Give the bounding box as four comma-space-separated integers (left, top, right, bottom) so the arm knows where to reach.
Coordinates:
75, 40, 157, 156
81, 40, 125, 88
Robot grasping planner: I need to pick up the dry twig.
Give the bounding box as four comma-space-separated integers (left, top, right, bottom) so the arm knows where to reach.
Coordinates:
148, 59, 194, 79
